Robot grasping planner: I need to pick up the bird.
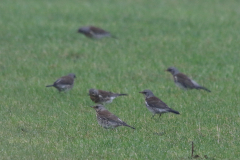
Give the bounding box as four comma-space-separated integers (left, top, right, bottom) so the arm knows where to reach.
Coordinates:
139, 89, 180, 118
78, 26, 114, 39
90, 104, 135, 129
166, 67, 211, 92
88, 88, 127, 104
46, 73, 76, 92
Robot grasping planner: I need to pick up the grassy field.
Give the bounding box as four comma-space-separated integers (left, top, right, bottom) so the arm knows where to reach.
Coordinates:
1, 0, 240, 159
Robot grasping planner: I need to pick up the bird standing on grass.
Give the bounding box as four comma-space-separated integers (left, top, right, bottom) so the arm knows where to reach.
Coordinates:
78, 26, 114, 39
88, 89, 127, 104
46, 73, 76, 92
166, 67, 211, 92
90, 104, 135, 129
139, 89, 180, 118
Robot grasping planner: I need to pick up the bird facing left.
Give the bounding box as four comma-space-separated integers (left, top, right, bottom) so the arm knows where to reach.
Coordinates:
90, 104, 135, 129
88, 88, 128, 104
78, 26, 113, 39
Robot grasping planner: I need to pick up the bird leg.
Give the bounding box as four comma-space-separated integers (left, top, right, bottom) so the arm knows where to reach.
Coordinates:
151, 114, 156, 119
158, 114, 161, 118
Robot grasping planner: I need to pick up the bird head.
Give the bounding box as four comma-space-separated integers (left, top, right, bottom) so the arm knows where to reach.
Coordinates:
166, 67, 179, 75
78, 26, 90, 34
68, 73, 76, 79
139, 89, 154, 98
89, 88, 98, 96
90, 104, 106, 112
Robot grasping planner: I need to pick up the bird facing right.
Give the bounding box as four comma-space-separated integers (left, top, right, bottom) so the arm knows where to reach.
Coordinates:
46, 73, 76, 92
139, 89, 180, 118
166, 67, 211, 92
90, 104, 135, 129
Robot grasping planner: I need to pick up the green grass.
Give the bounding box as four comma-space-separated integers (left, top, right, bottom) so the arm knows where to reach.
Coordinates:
0, 0, 240, 159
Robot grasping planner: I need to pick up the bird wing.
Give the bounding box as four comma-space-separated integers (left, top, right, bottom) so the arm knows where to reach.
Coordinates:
90, 26, 109, 34
98, 90, 113, 98
175, 73, 195, 89
98, 90, 126, 98
146, 96, 170, 110
98, 110, 123, 123
54, 76, 74, 85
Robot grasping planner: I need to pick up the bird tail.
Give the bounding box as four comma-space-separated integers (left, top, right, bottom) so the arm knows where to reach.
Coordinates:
117, 94, 128, 96
169, 109, 180, 114
111, 35, 118, 39
124, 124, 135, 129
46, 85, 53, 87
196, 86, 211, 92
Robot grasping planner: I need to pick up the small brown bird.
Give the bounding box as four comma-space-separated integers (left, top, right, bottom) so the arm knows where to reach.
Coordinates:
46, 73, 76, 92
166, 67, 211, 92
88, 88, 127, 104
90, 104, 135, 129
78, 26, 114, 39
139, 89, 180, 118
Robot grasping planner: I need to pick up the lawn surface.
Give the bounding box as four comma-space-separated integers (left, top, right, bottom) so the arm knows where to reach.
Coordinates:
0, 0, 240, 159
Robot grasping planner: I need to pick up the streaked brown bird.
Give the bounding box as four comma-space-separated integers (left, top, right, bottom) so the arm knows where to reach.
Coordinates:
78, 26, 114, 39
46, 73, 76, 92
166, 67, 211, 92
88, 88, 127, 104
139, 89, 180, 118
90, 104, 135, 129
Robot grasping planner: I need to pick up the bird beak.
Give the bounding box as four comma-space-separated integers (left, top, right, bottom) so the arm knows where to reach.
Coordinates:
90, 106, 95, 108
139, 92, 144, 94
